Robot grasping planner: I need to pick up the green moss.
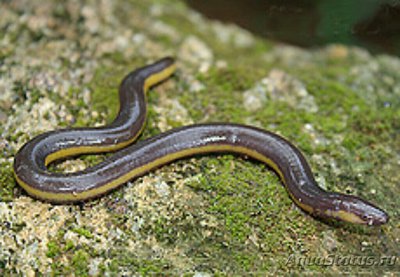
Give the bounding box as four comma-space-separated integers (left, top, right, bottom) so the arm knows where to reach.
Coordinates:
0, 259, 5, 270
127, 154, 317, 273
72, 227, 94, 239
46, 241, 61, 258
90, 64, 132, 122
72, 250, 90, 276
107, 251, 171, 274
176, 68, 255, 123
29, 89, 43, 105
0, 162, 15, 202
64, 240, 75, 251
11, 80, 29, 105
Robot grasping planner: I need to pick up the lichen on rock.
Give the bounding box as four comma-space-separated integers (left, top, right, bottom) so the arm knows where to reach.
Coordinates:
0, 0, 398, 275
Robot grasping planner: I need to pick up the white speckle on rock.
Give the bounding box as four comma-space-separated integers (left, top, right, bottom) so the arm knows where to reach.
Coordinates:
243, 70, 318, 113
180, 36, 213, 72
55, 159, 87, 173
88, 258, 103, 276
154, 180, 171, 198
131, 33, 147, 45
0, 77, 14, 110
150, 21, 180, 41
193, 272, 212, 277
189, 78, 205, 92
262, 45, 313, 67
361, 241, 370, 247
132, 33, 147, 44
114, 35, 130, 50
314, 171, 327, 190
215, 60, 228, 69
154, 98, 193, 132
322, 230, 338, 252
130, 216, 145, 234
243, 80, 268, 111
83, 88, 91, 105
182, 74, 206, 93
233, 29, 255, 48
63, 230, 80, 242
212, 21, 254, 48
302, 123, 329, 147
9, 97, 60, 143
265, 69, 318, 113
81, 5, 100, 34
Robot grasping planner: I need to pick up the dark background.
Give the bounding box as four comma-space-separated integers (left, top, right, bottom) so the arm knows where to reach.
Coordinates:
186, 0, 400, 56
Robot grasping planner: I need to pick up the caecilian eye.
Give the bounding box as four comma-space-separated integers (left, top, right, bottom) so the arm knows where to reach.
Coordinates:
361, 215, 370, 221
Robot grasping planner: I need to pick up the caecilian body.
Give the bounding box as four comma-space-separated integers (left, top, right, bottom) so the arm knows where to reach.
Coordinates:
13, 57, 389, 226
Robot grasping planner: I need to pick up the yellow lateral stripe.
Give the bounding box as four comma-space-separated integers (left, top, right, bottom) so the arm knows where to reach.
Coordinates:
325, 209, 364, 224
144, 64, 176, 92
17, 144, 294, 203
44, 130, 142, 166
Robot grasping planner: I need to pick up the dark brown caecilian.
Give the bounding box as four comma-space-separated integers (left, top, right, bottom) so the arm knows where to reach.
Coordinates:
13, 57, 388, 226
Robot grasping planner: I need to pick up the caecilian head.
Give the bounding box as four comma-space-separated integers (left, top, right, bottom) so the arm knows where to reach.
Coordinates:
319, 194, 389, 226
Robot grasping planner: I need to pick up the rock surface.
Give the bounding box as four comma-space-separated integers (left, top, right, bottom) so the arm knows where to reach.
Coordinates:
0, 0, 399, 275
